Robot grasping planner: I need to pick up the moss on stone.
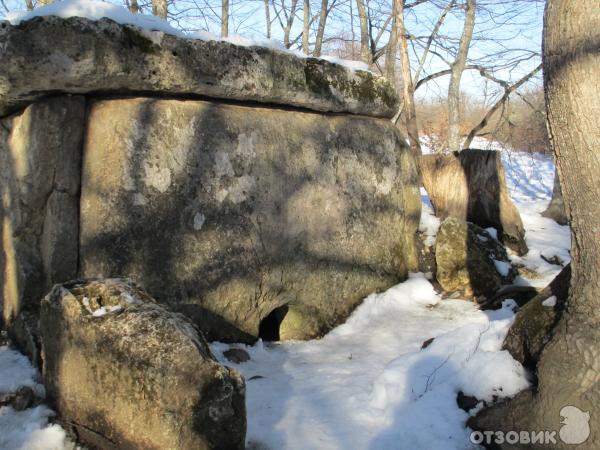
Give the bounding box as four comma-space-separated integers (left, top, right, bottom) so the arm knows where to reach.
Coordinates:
121, 26, 160, 54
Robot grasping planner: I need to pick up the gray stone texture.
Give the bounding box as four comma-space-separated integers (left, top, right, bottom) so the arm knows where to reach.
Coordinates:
0, 16, 398, 119
40, 278, 246, 450
0, 96, 84, 329
79, 97, 420, 342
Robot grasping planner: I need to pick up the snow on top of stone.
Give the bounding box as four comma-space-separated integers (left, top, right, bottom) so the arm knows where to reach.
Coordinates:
4, 0, 370, 73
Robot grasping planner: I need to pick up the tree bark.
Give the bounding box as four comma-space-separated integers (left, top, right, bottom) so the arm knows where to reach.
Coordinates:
532, 2, 600, 439
396, 0, 421, 159
355, 0, 371, 65
265, 0, 272, 39
313, 0, 328, 57
152, 0, 168, 19
302, 0, 310, 54
128, 0, 140, 14
221, 0, 229, 38
283, 0, 299, 48
385, 1, 398, 82
542, 170, 568, 225
447, 0, 475, 152
472, 1, 600, 445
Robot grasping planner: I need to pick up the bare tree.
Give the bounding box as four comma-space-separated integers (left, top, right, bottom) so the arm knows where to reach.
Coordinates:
221, 0, 229, 37
396, 0, 421, 158
385, 1, 398, 81
313, 0, 329, 57
462, 63, 542, 149
447, 0, 476, 152
152, 0, 168, 19
302, 0, 311, 54
128, 0, 140, 14
264, 0, 272, 39
284, 0, 300, 48
355, 0, 371, 64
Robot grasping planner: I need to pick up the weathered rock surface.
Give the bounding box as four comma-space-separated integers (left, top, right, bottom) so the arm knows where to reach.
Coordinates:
503, 264, 570, 371
421, 150, 528, 255
40, 278, 246, 450
0, 96, 84, 331
79, 97, 420, 342
0, 16, 398, 118
435, 217, 514, 299
542, 171, 568, 225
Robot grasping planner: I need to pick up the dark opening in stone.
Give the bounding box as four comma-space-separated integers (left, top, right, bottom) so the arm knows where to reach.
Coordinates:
258, 305, 289, 341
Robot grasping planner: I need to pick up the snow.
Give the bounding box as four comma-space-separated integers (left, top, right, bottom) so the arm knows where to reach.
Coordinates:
493, 259, 511, 277
3, 0, 369, 73
0, 347, 73, 450
485, 227, 499, 240
213, 280, 529, 450
92, 305, 123, 317
542, 296, 557, 307
419, 187, 441, 247
4, 0, 184, 36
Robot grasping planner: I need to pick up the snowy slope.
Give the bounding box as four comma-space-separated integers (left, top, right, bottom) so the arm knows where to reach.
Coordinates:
213, 279, 528, 450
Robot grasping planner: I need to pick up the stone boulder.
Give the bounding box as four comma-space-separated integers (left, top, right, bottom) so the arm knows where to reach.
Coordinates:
40, 278, 246, 450
435, 217, 514, 299
0, 16, 397, 118
503, 264, 570, 371
0, 96, 84, 332
79, 97, 420, 342
542, 171, 568, 225
421, 150, 528, 255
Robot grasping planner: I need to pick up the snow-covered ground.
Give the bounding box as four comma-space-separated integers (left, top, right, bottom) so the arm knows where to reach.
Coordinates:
0, 347, 73, 450
211, 142, 570, 450
0, 140, 570, 449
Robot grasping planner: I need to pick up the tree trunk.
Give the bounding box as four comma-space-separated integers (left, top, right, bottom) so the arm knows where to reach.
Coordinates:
302, 0, 310, 54
313, 0, 328, 57
471, 1, 600, 446
531, 2, 600, 441
265, 0, 272, 39
385, 1, 398, 82
355, 0, 371, 65
128, 0, 140, 14
152, 0, 168, 19
283, 0, 299, 48
396, 0, 421, 159
221, 0, 229, 38
447, 0, 475, 152
542, 170, 568, 225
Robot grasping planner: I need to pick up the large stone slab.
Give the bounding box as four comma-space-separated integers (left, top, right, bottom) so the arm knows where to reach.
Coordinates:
79, 97, 420, 342
40, 278, 246, 450
421, 150, 528, 255
0, 96, 84, 329
0, 16, 398, 119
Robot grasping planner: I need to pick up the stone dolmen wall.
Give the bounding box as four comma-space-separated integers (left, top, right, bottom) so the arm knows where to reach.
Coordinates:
0, 16, 421, 344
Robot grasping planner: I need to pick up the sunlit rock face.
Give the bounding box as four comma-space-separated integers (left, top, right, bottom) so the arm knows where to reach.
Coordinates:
0, 16, 420, 343
0, 16, 398, 118
40, 278, 246, 450
79, 97, 420, 342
